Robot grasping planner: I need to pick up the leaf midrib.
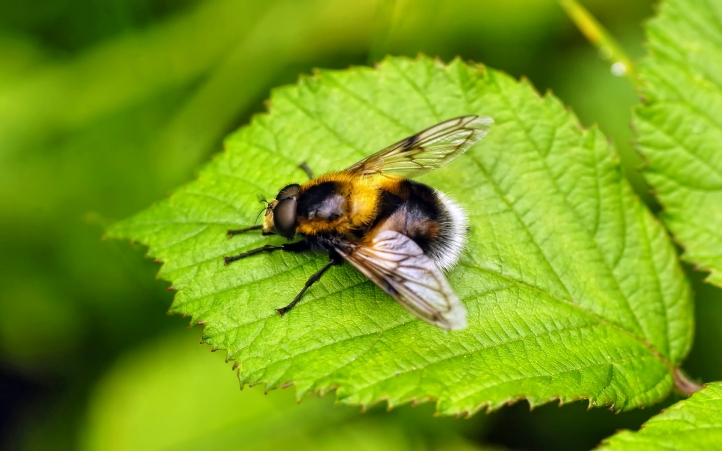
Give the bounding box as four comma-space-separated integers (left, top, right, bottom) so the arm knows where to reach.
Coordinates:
156, 188, 676, 377
180, 236, 671, 397
462, 262, 674, 370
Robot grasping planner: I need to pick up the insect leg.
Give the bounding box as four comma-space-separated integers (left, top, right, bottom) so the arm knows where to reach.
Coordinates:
227, 224, 262, 238
224, 240, 310, 265
299, 161, 314, 179
276, 256, 339, 316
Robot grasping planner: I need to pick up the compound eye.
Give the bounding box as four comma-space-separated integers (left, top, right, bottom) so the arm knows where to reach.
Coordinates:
277, 184, 300, 201
273, 197, 297, 238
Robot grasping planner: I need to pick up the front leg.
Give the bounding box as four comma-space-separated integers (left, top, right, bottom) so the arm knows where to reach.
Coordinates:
226, 224, 262, 238
224, 239, 310, 265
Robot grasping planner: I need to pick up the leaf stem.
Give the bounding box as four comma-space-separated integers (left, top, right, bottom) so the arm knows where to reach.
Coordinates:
557, 0, 636, 80
673, 368, 703, 395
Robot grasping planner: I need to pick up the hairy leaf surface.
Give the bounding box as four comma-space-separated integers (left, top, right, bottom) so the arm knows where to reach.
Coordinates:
599, 382, 722, 450
634, 0, 722, 286
109, 57, 692, 415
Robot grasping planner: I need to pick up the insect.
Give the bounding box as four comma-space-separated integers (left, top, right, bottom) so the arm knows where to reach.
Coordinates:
224, 115, 493, 330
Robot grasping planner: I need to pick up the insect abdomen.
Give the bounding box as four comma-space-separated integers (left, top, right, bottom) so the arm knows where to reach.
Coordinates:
367, 180, 467, 271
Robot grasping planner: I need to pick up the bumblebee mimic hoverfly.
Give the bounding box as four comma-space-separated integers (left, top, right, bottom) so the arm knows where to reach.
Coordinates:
224, 115, 493, 330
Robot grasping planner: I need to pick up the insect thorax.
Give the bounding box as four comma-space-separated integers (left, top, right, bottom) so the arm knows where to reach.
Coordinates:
295, 174, 378, 236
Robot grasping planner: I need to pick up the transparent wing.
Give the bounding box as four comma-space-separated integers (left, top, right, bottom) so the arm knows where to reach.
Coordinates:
333, 231, 467, 331
346, 115, 493, 178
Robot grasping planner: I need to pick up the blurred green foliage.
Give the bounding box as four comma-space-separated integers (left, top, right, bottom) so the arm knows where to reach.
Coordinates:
1, 0, 719, 450
81, 330, 494, 451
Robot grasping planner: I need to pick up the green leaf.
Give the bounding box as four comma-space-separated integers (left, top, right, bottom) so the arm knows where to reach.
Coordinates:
598, 382, 722, 450
634, 0, 722, 286
109, 56, 692, 415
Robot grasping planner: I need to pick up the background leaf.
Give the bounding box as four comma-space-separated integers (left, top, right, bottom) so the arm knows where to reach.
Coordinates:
598, 382, 722, 450
110, 56, 692, 415
81, 331, 492, 451
633, 0, 722, 286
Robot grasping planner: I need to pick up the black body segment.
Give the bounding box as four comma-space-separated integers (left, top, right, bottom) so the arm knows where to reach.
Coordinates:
297, 181, 345, 221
